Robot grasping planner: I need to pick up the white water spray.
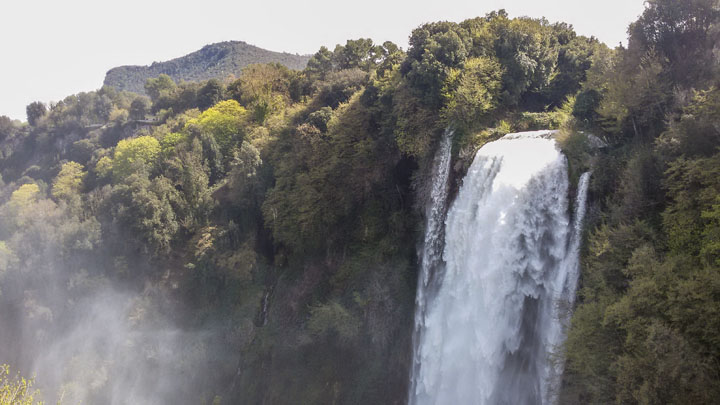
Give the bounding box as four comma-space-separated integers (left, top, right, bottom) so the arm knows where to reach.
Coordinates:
544, 171, 591, 400
409, 128, 454, 398
410, 130, 591, 405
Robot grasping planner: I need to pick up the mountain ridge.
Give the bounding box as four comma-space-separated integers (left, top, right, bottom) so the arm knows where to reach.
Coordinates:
103, 40, 310, 94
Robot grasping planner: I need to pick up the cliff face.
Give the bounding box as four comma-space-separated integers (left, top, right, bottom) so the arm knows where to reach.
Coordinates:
103, 41, 310, 93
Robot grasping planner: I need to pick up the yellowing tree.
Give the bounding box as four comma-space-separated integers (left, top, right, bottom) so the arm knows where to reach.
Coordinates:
95, 156, 113, 179
233, 64, 291, 123
112, 136, 161, 181
9, 184, 40, 208
51, 162, 86, 203
185, 100, 246, 153
0, 364, 42, 405
0, 183, 42, 232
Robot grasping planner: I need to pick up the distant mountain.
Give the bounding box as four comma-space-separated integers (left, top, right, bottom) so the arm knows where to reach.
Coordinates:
103, 41, 311, 93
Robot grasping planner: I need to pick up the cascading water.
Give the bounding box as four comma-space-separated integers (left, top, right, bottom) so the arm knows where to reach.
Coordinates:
543, 171, 591, 403
410, 130, 591, 405
409, 128, 454, 398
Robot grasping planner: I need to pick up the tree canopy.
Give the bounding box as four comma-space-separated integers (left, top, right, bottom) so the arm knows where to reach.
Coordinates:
0, 4, 719, 403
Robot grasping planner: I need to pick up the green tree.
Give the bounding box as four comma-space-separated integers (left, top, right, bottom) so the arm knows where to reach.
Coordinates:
701, 198, 720, 266
402, 21, 472, 107
441, 56, 503, 128
160, 132, 187, 157
144, 74, 177, 102
305, 46, 334, 80
376, 41, 406, 78
314, 69, 367, 109
332, 38, 376, 71
110, 173, 182, 254
486, 14, 559, 106
628, 0, 720, 86
657, 87, 720, 158
592, 48, 671, 139
0, 116, 15, 139
25, 102, 47, 126
129, 97, 151, 120
162, 137, 215, 232
225, 141, 263, 212
545, 35, 599, 106
197, 79, 225, 111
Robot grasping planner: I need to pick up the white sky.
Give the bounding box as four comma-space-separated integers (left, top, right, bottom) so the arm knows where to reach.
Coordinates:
0, 0, 646, 121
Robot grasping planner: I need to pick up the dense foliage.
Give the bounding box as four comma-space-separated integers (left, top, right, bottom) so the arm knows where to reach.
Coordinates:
0, 1, 718, 403
559, 1, 720, 403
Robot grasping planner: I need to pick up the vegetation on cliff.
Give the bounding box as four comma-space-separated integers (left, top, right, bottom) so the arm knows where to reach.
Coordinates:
0, 1, 718, 403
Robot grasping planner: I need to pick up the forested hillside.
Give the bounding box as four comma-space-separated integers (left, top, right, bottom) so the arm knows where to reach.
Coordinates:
0, 1, 719, 403
104, 41, 310, 94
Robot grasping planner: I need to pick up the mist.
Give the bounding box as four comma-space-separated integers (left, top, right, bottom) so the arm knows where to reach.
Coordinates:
0, 185, 237, 404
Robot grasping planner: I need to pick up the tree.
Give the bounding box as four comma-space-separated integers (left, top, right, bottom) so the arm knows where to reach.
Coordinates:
129, 97, 151, 120
233, 64, 291, 123
375, 41, 405, 78
0, 116, 16, 143
0, 364, 42, 405
112, 136, 161, 181
110, 173, 182, 254
25, 102, 47, 126
52, 161, 86, 204
93, 94, 114, 122
8, 184, 41, 216
332, 38, 376, 70
144, 74, 177, 102
594, 48, 671, 138
628, 0, 720, 86
441, 56, 503, 128
95, 156, 113, 179
185, 100, 246, 154
657, 87, 720, 158
161, 137, 215, 231
197, 79, 224, 111
305, 46, 335, 80
226, 141, 263, 211
402, 21, 472, 107
314, 69, 367, 109
544, 35, 599, 106
0, 183, 42, 234
487, 15, 559, 106
160, 132, 187, 157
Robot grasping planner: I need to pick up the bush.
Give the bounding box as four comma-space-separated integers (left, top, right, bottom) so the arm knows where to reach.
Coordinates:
0, 364, 42, 405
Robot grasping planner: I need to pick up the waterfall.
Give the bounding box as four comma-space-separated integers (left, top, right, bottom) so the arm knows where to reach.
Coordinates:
543, 171, 591, 401
409, 128, 454, 399
410, 130, 591, 405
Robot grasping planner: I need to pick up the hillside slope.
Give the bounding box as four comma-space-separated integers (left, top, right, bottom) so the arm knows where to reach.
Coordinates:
2, 3, 719, 403
103, 41, 310, 93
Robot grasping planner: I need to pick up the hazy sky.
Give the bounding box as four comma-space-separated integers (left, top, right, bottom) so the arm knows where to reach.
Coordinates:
0, 0, 646, 121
